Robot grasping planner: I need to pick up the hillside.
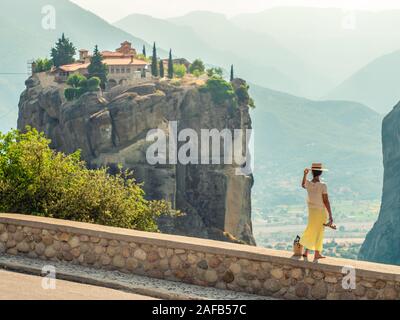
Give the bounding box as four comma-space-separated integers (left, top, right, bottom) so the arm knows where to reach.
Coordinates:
249, 84, 383, 208
232, 7, 400, 87
115, 12, 331, 99
326, 50, 400, 114
0, 0, 159, 132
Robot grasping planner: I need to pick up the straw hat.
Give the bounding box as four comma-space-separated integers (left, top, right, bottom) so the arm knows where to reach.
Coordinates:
309, 163, 329, 171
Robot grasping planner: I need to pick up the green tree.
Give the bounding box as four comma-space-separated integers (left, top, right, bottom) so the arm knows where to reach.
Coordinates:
88, 45, 108, 88
206, 67, 223, 78
50, 33, 76, 67
0, 128, 175, 231
159, 60, 165, 78
34, 58, 53, 73
167, 49, 174, 79
64, 74, 100, 101
200, 76, 236, 105
142, 44, 146, 57
151, 42, 158, 77
173, 64, 186, 78
230, 64, 234, 81
189, 59, 205, 74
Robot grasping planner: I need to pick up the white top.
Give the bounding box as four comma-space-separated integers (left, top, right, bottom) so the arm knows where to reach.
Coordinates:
304, 180, 328, 209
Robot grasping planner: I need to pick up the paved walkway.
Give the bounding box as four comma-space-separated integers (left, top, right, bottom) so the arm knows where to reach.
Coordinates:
0, 268, 157, 300
0, 254, 272, 300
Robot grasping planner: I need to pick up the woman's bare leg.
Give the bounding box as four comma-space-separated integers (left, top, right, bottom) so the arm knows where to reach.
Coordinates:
314, 251, 326, 259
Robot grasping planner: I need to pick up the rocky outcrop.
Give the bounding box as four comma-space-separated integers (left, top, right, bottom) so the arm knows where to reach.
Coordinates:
359, 101, 400, 264
17, 74, 255, 245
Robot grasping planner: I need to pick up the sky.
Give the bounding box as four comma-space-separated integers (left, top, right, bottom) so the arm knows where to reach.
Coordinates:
71, 0, 400, 22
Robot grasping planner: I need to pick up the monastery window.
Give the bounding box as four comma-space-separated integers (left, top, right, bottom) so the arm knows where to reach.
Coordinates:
126, 68, 131, 73
116, 68, 120, 73
121, 68, 125, 73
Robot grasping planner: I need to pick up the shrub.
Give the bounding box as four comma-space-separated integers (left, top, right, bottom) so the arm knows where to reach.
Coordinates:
235, 84, 256, 108
34, 58, 53, 73
87, 77, 101, 91
200, 76, 236, 105
173, 64, 186, 78
66, 73, 86, 88
65, 74, 100, 100
64, 87, 77, 101
0, 128, 174, 232
206, 67, 223, 78
189, 59, 205, 75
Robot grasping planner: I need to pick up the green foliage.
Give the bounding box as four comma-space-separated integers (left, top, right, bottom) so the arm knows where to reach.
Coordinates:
235, 84, 256, 108
50, 33, 76, 68
64, 88, 77, 101
87, 77, 101, 91
0, 128, 174, 232
136, 54, 151, 63
189, 59, 205, 75
66, 73, 86, 88
88, 45, 108, 87
173, 64, 186, 78
34, 58, 53, 73
159, 60, 165, 78
142, 44, 146, 57
200, 76, 236, 105
64, 74, 100, 101
206, 67, 223, 78
230, 64, 234, 81
151, 42, 158, 77
168, 49, 174, 79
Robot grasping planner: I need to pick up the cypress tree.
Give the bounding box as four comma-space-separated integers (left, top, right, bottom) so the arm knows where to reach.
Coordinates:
88, 45, 108, 88
142, 45, 146, 57
167, 49, 173, 79
230, 64, 234, 81
159, 60, 165, 78
51, 33, 76, 67
151, 42, 158, 77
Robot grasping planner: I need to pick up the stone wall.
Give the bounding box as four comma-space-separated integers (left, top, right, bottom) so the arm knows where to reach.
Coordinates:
1, 214, 400, 300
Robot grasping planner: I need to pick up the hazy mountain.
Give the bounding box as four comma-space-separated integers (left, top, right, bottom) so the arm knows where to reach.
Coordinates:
164, 11, 332, 99
249, 84, 383, 207
326, 50, 400, 114
115, 12, 309, 97
233, 7, 400, 87
0, 0, 158, 132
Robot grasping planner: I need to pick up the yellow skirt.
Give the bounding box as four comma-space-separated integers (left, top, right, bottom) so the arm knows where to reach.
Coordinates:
299, 207, 327, 252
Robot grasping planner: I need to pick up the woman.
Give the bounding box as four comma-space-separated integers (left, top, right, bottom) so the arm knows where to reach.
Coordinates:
300, 163, 334, 260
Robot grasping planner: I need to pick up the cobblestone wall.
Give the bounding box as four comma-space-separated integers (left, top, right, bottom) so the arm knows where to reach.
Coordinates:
0, 214, 400, 300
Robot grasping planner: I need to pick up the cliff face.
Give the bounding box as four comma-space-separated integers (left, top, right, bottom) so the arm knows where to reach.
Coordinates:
359, 101, 400, 264
18, 74, 255, 245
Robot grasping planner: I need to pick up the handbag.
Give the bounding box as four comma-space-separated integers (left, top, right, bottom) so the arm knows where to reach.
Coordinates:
293, 235, 303, 256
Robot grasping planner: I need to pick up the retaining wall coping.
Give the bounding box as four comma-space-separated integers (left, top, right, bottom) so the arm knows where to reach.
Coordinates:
1, 213, 400, 282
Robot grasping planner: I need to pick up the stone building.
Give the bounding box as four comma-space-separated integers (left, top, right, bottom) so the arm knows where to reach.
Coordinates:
52, 41, 150, 85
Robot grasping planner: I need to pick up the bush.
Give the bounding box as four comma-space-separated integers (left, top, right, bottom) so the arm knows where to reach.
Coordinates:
34, 58, 53, 73
87, 77, 101, 91
189, 59, 205, 75
235, 84, 256, 108
206, 67, 223, 78
64, 87, 77, 101
200, 76, 236, 105
66, 73, 86, 88
65, 74, 100, 100
173, 64, 186, 78
0, 128, 174, 232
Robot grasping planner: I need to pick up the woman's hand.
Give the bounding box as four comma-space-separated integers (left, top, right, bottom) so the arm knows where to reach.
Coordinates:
304, 168, 309, 175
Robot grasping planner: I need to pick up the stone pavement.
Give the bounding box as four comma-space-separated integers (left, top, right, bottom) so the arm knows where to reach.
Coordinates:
0, 268, 157, 300
0, 254, 273, 300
